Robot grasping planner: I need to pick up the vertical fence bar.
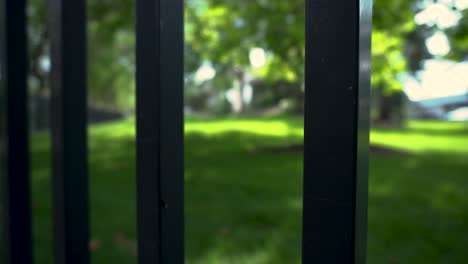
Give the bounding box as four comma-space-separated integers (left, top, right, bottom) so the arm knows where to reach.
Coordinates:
0, 0, 33, 263
135, 0, 161, 261
160, 0, 184, 262
136, 0, 184, 263
355, 1, 372, 262
302, 0, 371, 263
49, 0, 89, 263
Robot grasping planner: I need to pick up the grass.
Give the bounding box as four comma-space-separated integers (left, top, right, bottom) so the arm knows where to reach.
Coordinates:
5, 117, 468, 263
369, 121, 468, 263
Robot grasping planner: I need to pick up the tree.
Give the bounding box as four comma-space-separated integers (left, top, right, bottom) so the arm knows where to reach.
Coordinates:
371, 0, 418, 124
186, 0, 418, 120
30, 0, 461, 119
27, 0, 48, 95
447, 8, 468, 60
27, 0, 137, 110
185, 0, 305, 113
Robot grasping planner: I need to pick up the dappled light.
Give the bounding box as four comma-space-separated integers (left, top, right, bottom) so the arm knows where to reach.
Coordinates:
368, 121, 468, 263
27, 119, 305, 263
371, 121, 468, 154
369, 155, 468, 263
186, 118, 303, 138
23, 118, 468, 263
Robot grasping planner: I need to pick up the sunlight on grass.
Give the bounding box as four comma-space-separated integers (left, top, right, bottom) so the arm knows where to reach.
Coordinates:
371, 121, 468, 154
408, 121, 468, 132
368, 120, 468, 263
23, 118, 468, 263
186, 119, 303, 138
88, 118, 304, 139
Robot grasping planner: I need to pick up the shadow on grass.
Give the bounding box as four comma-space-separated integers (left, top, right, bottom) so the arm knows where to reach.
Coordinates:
368, 152, 468, 264
184, 132, 303, 264
11, 119, 468, 264
26, 128, 304, 264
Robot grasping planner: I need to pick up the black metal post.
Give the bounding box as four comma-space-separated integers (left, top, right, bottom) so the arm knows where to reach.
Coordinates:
135, 0, 184, 263
0, 0, 33, 263
48, 0, 89, 263
302, 0, 372, 263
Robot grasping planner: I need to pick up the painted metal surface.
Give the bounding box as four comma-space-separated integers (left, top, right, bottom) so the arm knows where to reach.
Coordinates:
49, 0, 90, 263
136, 0, 184, 263
303, 0, 372, 263
0, 0, 33, 263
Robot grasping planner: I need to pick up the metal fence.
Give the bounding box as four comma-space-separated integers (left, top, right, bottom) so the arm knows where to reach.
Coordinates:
0, 0, 372, 263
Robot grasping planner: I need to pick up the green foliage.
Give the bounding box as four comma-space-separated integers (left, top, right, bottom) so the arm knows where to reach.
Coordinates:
371, 30, 407, 93
27, 0, 48, 93
188, 0, 418, 94
447, 9, 468, 60
29, 0, 468, 108
372, 0, 416, 93
186, 0, 305, 83
26, 0, 137, 110
373, 0, 416, 33
87, 0, 136, 110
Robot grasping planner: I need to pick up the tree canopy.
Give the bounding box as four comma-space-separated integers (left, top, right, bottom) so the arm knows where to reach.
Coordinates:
26, 0, 468, 111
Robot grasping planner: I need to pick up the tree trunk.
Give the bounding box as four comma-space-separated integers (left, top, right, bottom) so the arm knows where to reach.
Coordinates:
375, 88, 406, 127
234, 69, 247, 114
378, 95, 393, 122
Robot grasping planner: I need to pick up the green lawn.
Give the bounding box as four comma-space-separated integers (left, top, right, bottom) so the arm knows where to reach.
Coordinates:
14, 118, 468, 263
369, 121, 468, 263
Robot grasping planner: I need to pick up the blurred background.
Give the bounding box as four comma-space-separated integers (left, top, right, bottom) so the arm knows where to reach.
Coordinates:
5, 0, 468, 263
